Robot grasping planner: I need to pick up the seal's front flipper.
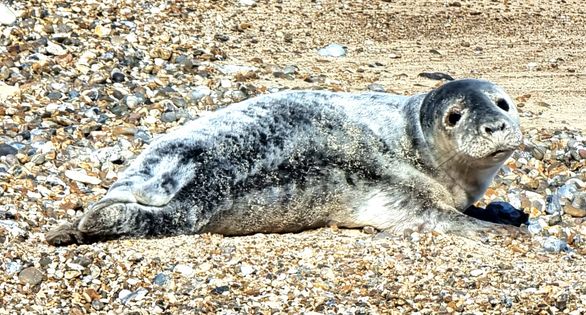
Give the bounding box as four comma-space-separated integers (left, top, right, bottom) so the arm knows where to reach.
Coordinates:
384, 203, 530, 241
432, 206, 530, 241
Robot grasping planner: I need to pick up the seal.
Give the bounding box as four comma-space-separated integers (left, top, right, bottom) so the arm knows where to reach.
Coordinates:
46, 79, 524, 246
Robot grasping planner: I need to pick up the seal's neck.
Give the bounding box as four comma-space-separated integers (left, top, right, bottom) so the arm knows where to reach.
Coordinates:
442, 162, 503, 209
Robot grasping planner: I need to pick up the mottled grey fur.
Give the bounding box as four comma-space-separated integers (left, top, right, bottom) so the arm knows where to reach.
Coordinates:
46, 79, 523, 246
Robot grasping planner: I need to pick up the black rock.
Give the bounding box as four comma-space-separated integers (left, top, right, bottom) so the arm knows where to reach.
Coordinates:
109, 104, 128, 116
111, 72, 125, 83
212, 285, 230, 295
214, 34, 229, 42
418, 72, 455, 81
0, 144, 18, 157
464, 202, 529, 226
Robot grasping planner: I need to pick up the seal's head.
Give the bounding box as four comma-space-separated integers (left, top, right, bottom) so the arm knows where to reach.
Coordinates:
420, 79, 522, 168
418, 79, 523, 207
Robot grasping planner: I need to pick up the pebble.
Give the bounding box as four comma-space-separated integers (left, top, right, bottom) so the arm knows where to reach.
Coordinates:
219, 65, 258, 75
125, 95, 140, 109
240, 264, 255, 276
18, 267, 44, 286
161, 111, 177, 123
470, 269, 484, 277
94, 25, 111, 37
318, 44, 347, 57
111, 72, 125, 83
212, 285, 230, 295
64, 169, 102, 185
367, 83, 386, 92
47, 92, 63, 100
0, 143, 18, 157
527, 62, 539, 71
564, 204, 586, 218
283, 65, 299, 75
542, 236, 569, 253
46, 41, 67, 56
572, 193, 586, 209
0, 85, 19, 100
153, 273, 169, 286
190, 86, 211, 102
6, 261, 22, 274
418, 72, 455, 81
64, 270, 81, 279
0, 2, 16, 25
546, 194, 562, 214
173, 264, 194, 277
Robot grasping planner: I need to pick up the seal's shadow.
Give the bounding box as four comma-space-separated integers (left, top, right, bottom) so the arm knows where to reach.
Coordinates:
464, 202, 529, 227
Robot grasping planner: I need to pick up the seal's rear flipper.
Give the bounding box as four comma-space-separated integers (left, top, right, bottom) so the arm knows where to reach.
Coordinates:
45, 199, 185, 246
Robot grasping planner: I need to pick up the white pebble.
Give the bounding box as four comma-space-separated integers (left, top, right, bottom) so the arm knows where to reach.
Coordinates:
64, 169, 102, 185
173, 264, 194, 277
240, 264, 255, 276
470, 269, 484, 277
318, 44, 347, 57
46, 41, 67, 56
0, 3, 17, 25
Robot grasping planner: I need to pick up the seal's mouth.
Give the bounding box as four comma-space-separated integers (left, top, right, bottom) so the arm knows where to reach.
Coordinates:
491, 149, 511, 157
487, 148, 514, 160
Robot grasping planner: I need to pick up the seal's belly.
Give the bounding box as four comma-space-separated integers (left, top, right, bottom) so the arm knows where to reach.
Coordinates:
200, 182, 348, 235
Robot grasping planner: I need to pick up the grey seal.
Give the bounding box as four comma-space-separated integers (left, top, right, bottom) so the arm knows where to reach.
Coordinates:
46, 79, 524, 246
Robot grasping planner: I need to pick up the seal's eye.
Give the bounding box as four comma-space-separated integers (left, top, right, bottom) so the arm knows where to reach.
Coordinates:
445, 108, 462, 127
496, 99, 510, 112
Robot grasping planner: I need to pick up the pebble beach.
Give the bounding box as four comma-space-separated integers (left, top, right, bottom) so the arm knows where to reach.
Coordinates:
1, 0, 586, 313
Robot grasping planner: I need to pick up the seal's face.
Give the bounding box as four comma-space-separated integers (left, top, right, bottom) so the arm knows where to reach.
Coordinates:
420, 79, 522, 168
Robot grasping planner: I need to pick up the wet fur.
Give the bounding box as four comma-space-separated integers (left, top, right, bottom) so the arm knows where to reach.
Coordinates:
46, 79, 523, 245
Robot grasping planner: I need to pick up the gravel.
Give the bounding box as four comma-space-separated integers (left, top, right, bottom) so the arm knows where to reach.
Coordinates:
1, 0, 586, 313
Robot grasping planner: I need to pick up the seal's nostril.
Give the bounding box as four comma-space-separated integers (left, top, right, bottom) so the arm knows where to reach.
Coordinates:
482, 121, 508, 135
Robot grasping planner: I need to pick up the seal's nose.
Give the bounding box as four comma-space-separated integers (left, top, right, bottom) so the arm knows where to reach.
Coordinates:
480, 120, 509, 136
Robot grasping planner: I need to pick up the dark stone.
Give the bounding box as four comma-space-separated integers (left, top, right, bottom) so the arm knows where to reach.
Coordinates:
18, 267, 44, 286
212, 285, 230, 295
214, 34, 229, 42
0, 143, 18, 157
39, 257, 52, 267
19, 130, 31, 140
464, 202, 529, 226
109, 104, 128, 116
47, 92, 63, 100
111, 72, 125, 83
418, 72, 455, 81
